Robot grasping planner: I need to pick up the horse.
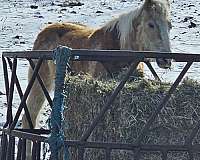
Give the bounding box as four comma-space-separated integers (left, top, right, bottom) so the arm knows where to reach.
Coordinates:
23, 0, 172, 158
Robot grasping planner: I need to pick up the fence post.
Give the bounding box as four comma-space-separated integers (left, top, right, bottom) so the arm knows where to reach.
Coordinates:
48, 46, 71, 160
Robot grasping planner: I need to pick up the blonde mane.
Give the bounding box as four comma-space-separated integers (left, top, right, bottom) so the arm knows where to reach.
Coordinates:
102, 7, 142, 49
102, 0, 170, 49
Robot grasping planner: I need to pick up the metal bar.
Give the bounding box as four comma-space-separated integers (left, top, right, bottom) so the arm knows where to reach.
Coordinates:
135, 62, 193, 144
28, 58, 53, 107
0, 129, 47, 142
2, 128, 200, 152
36, 141, 41, 160
144, 61, 161, 81
6, 135, 15, 160
2, 50, 200, 62
9, 58, 43, 130
32, 141, 37, 160
134, 148, 141, 160
105, 148, 111, 160
2, 56, 9, 104
188, 151, 194, 160
0, 132, 8, 160
11, 136, 15, 160
62, 141, 200, 152
16, 138, 22, 160
78, 147, 84, 160
161, 151, 167, 160
21, 139, 26, 160
15, 128, 50, 135
4, 58, 17, 128
80, 61, 140, 141
6, 58, 34, 129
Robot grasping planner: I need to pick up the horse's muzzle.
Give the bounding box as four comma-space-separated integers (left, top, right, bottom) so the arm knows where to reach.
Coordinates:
156, 58, 172, 69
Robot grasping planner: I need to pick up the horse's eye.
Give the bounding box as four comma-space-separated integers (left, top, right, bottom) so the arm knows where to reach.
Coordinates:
148, 22, 155, 29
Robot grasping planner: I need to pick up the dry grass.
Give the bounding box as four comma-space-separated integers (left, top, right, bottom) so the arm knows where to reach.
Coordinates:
63, 75, 200, 159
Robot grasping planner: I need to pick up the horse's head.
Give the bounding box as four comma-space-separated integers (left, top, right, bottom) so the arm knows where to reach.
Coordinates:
135, 0, 172, 69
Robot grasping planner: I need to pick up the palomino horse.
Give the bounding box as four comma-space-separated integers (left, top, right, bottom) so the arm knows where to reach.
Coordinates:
23, 0, 172, 158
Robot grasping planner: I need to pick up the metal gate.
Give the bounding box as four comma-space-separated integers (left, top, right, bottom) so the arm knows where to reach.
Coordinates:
1, 49, 200, 159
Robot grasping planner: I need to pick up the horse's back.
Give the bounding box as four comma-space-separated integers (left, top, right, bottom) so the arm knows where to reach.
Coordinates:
33, 22, 94, 50
32, 22, 103, 77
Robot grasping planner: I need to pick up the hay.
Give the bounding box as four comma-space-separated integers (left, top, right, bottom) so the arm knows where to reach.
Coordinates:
63, 75, 200, 160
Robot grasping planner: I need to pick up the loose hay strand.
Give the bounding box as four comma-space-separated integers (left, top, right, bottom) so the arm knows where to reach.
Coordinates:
63, 75, 200, 160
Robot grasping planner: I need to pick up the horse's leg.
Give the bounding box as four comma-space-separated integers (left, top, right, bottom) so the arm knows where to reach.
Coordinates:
22, 60, 54, 159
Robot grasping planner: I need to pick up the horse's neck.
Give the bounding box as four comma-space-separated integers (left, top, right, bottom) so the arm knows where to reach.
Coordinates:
89, 26, 120, 50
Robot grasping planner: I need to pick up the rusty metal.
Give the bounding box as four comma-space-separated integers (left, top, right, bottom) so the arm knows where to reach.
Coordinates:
1, 49, 200, 160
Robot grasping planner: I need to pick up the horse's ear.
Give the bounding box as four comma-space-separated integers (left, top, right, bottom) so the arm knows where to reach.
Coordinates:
144, 0, 170, 8
144, 0, 153, 8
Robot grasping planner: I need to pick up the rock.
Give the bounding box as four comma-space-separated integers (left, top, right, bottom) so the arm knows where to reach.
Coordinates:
50, 2, 55, 6
188, 22, 197, 28
70, 11, 77, 14
34, 15, 44, 18
96, 10, 104, 13
181, 31, 187, 34
183, 16, 193, 22
188, 4, 195, 7
13, 35, 22, 39
0, 91, 5, 95
60, 1, 84, 7
68, 2, 84, 7
60, 8, 67, 12
30, 5, 38, 9
20, 41, 25, 44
